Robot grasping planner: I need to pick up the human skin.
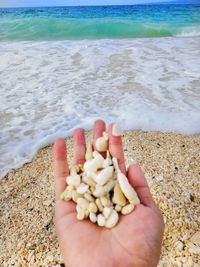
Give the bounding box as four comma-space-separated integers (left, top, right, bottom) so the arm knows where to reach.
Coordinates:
53, 120, 164, 267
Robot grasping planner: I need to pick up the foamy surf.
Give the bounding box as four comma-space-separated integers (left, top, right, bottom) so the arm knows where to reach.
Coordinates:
0, 36, 200, 179
175, 26, 200, 37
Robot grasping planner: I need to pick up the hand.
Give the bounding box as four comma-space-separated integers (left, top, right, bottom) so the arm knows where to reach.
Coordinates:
53, 120, 164, 267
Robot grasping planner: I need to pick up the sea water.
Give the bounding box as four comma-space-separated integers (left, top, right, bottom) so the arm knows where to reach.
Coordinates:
0, 5, 200, 40
0, 4, 200, 178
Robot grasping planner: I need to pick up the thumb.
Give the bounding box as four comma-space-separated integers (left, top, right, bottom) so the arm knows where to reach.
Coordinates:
127, 164, 154, 207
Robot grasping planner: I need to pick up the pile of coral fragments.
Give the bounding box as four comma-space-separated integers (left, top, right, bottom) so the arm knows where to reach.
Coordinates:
61, 130, 140, 228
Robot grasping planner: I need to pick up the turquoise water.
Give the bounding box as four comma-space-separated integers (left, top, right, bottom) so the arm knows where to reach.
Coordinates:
0, 4, 200, 40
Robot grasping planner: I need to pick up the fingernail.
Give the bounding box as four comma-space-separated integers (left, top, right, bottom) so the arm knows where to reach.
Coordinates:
127, 158, 137, 168
112, 124, 123, 136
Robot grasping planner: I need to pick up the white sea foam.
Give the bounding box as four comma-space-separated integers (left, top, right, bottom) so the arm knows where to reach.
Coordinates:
175, 26, 200, 37
0, 37, 200, 178
176, 31, 200, 37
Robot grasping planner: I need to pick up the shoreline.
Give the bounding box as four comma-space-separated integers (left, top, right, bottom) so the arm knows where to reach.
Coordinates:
0, 130, 200, 266
1, 35, 200, 43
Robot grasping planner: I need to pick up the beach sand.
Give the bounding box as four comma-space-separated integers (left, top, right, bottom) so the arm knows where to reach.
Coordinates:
0, 130, 200, 266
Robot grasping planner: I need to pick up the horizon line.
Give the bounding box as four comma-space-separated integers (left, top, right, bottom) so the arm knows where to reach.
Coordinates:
0, 2, 198, 9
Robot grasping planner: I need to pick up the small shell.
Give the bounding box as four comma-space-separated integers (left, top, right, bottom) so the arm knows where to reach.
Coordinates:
90, 186, 95, 193
112, 183, 127, 206
96, 136, 108, 152
97, 214, 106, 227
115, 204, 122, 212
104, 180, 115, 193
77, 183, 89, 194
96, 198, 103, 212
60, 189, 72, 201
66, 185, 74, 191
102, 158, 113, 168
66, 174, 81, 187
83, 160, 92, 173
100, 196, 112, 207
117, 172, 140, 205
93, 185, 106, 197
77, 208, 85, 220
176, 240, 184, 251
84, 192, 95, 202
82, 175, 96, 187
121, 203, 134, 215
105, 210, 119, 228
87, 171, 97, 182
89, 212, 97, 223
84, 209, 89, 218
84, 154, 104, 172
77, 198, 89, 209
88, 202, 98, 213
72, 190, 81, 202
95, 166, 114, 186
76, 204, 82, 213
103, 207, 112, 219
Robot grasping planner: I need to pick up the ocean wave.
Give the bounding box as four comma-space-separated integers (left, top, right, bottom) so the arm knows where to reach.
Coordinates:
2, 17, 200, 40
175, 29, 200, 37
0, 18, 173, 40
0, 5, 200, 40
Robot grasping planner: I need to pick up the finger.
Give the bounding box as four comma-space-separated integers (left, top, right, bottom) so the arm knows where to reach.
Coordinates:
53, 138, 69, 201
93, 119, 106, 150
108, 123, 126, 174
73, 128, 86, 165
128, 164, 154, 207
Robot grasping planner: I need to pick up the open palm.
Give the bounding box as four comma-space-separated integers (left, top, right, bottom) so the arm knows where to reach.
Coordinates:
53, 120, 164, 267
